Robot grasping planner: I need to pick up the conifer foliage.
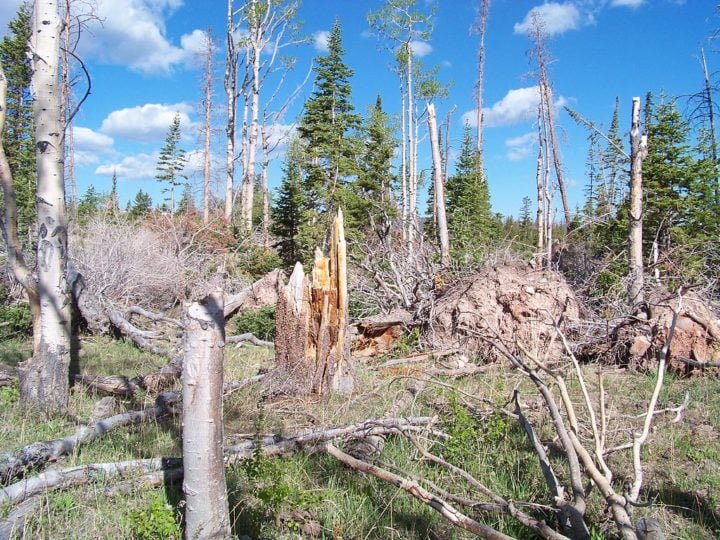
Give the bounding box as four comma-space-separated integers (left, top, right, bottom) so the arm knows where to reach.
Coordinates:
156, 113, 187, 214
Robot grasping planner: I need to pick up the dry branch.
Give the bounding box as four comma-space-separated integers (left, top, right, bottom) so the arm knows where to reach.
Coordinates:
325, 443, 514, 540
223, 268, 282, 318
0, 363, 17, 387
227, 333, 273, 347
0, 495, 41, 540
0, 392, 179, 484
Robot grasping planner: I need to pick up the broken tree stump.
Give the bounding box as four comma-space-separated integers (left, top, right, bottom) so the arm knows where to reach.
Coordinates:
275, 210, 355, 394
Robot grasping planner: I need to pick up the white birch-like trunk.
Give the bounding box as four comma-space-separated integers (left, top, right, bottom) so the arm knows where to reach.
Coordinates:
20, 0, 72, 411
182, 291, 231, 540
260, 124, 270, 248
202, 32, 213, 225
628, 97, 647, 306
427, 103, 450, 266
241, 35, 261, 234
399, 83, 408, 241
475, 0, 489, 162
406, 44, 416, 246
224, 0, 236, 223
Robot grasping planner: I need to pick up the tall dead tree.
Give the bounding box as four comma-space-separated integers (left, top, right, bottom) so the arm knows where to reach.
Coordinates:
530, 15, 571, 233
182, 291, 231, 539
0, 66, 41, 355
274, 210, 355, 394
628, 97, 647, 306
224, 0, 237, 223
201, 30, 215, 224
472, 0, 489, 164
20, 0, 73, 411
427, 102, 450, 266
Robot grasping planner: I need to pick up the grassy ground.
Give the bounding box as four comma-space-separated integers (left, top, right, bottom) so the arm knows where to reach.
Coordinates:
1, 336, 719, 539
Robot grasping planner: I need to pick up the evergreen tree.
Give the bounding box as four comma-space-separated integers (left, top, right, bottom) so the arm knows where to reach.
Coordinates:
271, 137, 309, 266
446, 123, 497, 260
129, 190, 153, 218
0, 3, 35, 245
519, 195, 534, 243
176, 183, 195, 216
643, 98, 695, 254
297, 18, 361, 240
156, 113, 187, 214
77, 185, 104, 222
108, 170, 119, 215
600, 97, 623, 212
349, 95, 396, 240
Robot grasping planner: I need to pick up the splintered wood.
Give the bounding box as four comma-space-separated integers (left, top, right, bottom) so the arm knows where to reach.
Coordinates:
275, 210, 355, 394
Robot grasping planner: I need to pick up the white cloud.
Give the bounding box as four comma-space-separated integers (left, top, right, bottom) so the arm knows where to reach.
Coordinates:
514, 3, 581, 36
72, 127, 115, 164
610, 0, 644, 7
265, 123, 296, 156
79, 0, 204, 74
313, 30, 330, 52
99, 103, 196, 142
505, 132, 537, 161
96, 152, 159, 179
410, 40, 433, 58
462, 86, 568, 128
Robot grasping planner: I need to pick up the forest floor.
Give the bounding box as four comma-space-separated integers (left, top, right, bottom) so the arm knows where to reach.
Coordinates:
1, 336, 720, 539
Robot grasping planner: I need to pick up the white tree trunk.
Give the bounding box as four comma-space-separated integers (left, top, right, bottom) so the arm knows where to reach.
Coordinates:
224, 0, 237, 223
406, 45, 416, 246
202, 32, 214, 225
182, 291, 231, 540
20, 0, 72, 412
241, 35, 261, 234
475, 0, 489, 162
427, 103, 450, 266
628, 96, 647, 306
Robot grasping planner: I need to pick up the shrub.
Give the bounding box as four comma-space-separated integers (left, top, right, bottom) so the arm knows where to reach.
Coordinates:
0, 304, 32, 339
127, 491, 180, 540
234, 306, 276, 341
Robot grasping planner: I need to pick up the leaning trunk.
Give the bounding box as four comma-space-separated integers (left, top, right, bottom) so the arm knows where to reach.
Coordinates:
20, 0, 72, 411
182, 291, 231, 539
628, 97, 647, 306
427, 103, 450, 266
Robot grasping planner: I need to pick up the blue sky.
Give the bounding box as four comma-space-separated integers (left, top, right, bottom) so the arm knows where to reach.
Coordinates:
0, 0, 716, 217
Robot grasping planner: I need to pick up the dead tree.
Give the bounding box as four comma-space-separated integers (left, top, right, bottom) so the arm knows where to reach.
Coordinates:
182, 291, 231, 539
201, 30, 215, 224
427, 102, 450, 266
20, 0, 73, 411
530, 15, 571, 233
224, 0, 237, 223
472, 0, 490, 163
628, 97, 647, 306
274, 210, 355, 394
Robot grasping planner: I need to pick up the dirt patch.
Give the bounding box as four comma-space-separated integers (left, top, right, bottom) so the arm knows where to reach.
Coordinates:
426, 264, 581, 361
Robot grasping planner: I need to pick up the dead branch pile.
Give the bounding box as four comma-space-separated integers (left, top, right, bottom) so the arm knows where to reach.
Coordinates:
427, 264, 581, 360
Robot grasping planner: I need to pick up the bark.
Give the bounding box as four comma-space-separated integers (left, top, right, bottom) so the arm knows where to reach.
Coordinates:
406, 42, 417, 246
274, 211, 355, 394
535, 112, 545, 267
0, 65, 42, 355
541, 80, 571, 231
628, 97, 647, 306
202, 31, 214, 224
427, 102, 450, 266
20, 0, 73, 411
240, 20, 261, 234
0, 495, 41, 540
182, 291, 231, 539
224, 0, 237, 223
0, 363, 18, 387
260, 123, 270, 247
700, 48, 717, 167
0, 392, 179, 484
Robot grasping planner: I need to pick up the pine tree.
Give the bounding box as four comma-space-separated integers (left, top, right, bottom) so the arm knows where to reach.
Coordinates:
176, 183, 195, 216
108, 170, 119, 215
0, 3, 35, 246
446, 123, 497, 260
519, 195, 534, 243
271, 137, 309, 266
297, 18, 361, 240
600, 97, 623, 212
129, 189, 153, 218
643, 98, 695, 254
77, 185, 103, 222
349, 95, 396, 240
156, 113, 187, 214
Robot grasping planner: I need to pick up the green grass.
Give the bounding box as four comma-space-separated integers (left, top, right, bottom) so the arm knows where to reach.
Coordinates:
3, 334, 720, 538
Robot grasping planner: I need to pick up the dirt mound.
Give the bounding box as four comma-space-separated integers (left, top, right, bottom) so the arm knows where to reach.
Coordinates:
427, 264, 581, 361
